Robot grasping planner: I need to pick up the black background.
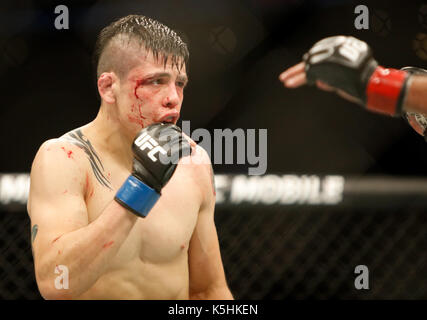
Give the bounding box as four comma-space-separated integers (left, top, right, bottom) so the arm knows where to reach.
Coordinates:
1, 0, 427, 176
1, 0, 427, 302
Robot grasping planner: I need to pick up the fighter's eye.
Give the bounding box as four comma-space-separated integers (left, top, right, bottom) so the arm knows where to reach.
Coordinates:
151, 79, 162, 85
176, 81, 186, 88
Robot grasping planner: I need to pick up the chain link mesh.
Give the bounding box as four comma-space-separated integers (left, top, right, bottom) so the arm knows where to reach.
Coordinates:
216, 206, 427, 300
0, 206, 426, 299
0, 211, 41, 299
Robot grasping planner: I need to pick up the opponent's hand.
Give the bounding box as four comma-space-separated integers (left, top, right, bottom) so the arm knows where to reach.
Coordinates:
279, 61, 361, 104
115, 123, 192, 217
279, 62, 307, 88
280, 36, 410, 117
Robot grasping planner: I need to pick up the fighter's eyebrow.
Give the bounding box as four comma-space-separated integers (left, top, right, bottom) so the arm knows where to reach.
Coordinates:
143, 72, 171, 80
143, 72, 188, 83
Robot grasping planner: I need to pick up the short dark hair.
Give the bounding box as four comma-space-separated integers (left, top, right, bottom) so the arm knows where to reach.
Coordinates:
93, 15, 189, 79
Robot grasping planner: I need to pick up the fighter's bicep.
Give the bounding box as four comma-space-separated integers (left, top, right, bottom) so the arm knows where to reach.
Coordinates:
28, 140, 89, 250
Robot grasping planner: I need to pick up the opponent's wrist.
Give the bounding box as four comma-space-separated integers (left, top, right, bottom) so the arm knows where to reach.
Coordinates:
365, 66, 409, 116
114, 175, 160, 218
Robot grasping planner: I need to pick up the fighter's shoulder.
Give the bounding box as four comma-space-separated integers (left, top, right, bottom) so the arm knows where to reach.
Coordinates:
193, 144, 212, 167
181, 132, 211, 165
182, 141, 216, 207
180, 137, 214, 200
32, 135, 87, 173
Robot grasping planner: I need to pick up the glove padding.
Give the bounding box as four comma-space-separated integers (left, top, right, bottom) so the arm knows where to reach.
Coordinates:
132, 123, 192, 193
304, 35, 377, 103
115, 123, 192, 217
304, 35, 409, 116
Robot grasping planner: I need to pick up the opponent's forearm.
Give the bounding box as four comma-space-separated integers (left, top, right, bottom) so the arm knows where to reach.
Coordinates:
36, 200, 137, 299
403, 76, 427, 115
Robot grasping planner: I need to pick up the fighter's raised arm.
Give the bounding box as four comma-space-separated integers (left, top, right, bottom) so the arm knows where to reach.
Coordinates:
279, 36, 427, 137
28, 138, 138, 299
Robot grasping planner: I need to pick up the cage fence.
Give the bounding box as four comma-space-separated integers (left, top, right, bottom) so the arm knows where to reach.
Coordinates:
0, 173, 426, 299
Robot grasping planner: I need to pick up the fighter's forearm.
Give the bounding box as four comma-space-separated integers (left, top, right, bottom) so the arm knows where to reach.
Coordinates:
36, 200, 137, 299
403, 75, 427, 115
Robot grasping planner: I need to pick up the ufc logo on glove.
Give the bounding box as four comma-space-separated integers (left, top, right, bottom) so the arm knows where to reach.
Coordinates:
115, 123, 192, 218
134, 132, 167, 162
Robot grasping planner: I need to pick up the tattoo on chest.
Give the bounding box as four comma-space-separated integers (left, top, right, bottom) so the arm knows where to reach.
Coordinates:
65, 129, 112, 190
31, 224, 38, 244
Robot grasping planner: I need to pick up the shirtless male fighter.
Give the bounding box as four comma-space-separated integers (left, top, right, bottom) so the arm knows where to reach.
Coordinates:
27, 15, 233, 300
279, 36, 427, 139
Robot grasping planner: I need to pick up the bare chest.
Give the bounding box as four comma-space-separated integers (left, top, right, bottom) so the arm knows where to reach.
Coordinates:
84, 159, 201, 265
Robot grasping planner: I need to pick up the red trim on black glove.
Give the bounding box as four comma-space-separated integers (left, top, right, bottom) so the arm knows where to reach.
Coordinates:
365, 67, 409, 116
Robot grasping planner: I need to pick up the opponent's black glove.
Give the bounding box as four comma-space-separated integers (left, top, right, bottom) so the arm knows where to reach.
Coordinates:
303, 36, 410, 116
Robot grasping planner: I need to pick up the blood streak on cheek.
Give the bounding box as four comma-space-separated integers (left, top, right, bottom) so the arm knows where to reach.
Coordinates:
137, 104, 146, 121
128, 80, 148, 128
134, 80, 143, 100
127, 114, 145, 128
128, 102, 147, 128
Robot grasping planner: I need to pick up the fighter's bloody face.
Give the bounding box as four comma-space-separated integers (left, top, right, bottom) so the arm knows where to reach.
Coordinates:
115, 50, 187, 135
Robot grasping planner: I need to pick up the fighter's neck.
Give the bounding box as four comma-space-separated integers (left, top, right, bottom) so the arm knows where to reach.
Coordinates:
83, 104, 134, 167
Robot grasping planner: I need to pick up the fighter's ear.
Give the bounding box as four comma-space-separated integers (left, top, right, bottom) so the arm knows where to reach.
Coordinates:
97, 72, 117, 104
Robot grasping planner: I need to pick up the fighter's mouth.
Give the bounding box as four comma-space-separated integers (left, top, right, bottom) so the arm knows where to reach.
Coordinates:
159, 113, 179, 124
162, 116, 175, 123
